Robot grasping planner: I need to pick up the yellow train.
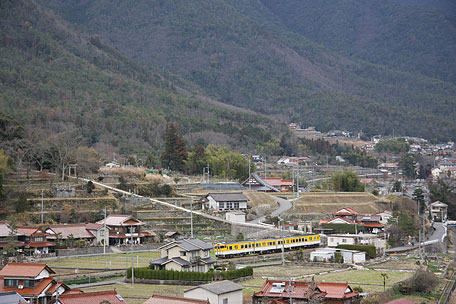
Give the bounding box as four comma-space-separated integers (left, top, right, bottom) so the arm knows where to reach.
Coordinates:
214, 234, 321, 258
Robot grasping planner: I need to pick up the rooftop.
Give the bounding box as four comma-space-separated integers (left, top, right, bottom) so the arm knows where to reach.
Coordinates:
0, 263, 54, 278
185, 280, 243, 295
46, 224, 95, 239
206, 192, 249, 202
144, 294, 209, 304
58, 290, 125, 304
96, 215, 144, 226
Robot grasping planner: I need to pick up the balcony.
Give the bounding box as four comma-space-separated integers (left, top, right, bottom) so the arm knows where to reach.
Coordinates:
125, 233, 139, 237
190, 256, 201, 263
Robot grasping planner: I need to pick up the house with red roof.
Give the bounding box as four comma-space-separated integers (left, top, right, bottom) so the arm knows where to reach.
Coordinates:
45, 223, 109, 246
96, 215, 145, 245
0, 222, 25, 252
0, 263, 69, 304
16, 227, 56, 256
263, 178, 293, 192
320, 207, 384, 234
252, 279, 359, 304
57, 290, 126, 304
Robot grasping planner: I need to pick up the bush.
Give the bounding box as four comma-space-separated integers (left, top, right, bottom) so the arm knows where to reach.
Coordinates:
322, 223, 364, 234
336, 244, 377, 258
397, 269, 439, 294
334, 251, 343, 263
130, 266, 253, 281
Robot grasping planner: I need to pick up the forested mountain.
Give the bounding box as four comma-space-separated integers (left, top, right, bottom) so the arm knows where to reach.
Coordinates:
0, 0, 278, 157
39, 0, 456, 142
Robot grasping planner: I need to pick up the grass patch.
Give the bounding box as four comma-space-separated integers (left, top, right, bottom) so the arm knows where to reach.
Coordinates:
45, 251, 160, 269
314, 269, 413, 293
64, 274, 122, 285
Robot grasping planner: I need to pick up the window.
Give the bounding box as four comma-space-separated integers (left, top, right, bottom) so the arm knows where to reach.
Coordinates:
4, 279, 18, 287
180, 251, 187, 256
223, 298, 228, 304
342, 239, 347, 243
234, 202, 239, 209
229, 246, 232, 250
24, 280, 35, 288
241, 245, 244, 249
100, 230, 104, 236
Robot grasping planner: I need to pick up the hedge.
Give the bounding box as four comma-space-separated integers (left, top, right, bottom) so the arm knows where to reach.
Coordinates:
127, 266, 253, 281
321, 223, 364, 234
336, 244, 377, 258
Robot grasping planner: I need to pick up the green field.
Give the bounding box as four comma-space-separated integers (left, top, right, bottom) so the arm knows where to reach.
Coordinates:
314, 269, 414, 293
45, 251, 160, 269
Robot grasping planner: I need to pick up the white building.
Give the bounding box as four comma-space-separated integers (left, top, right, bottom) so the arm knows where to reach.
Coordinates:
206, 193, 249, 211
225, 211, 246, 223
184, 280, 243, 304
327, 234, 386, 255
376, 211, 393, 225
310, 248, 366, 264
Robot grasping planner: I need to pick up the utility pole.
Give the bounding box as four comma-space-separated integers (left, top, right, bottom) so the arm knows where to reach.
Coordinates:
292, 167, 295, 199
103, 206, 107, 254
289, 278, 293, 304
131, 225, 134, 284
190, 199, 193, 238
296, 163, 299, 199
281, 240, 285, 265
41, 189, 44, 224
264, 157, 267, 179
248, 157, 251, 190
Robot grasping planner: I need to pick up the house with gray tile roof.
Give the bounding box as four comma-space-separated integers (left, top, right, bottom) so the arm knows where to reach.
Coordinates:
0, 291, 29, 304
242, 173, 280, 192
184, 280, 243, 304
150, 238, 216, 272
205, 193, 249, 210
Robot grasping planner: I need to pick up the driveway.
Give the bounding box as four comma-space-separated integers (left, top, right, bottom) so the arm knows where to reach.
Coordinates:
249, 195, 293, 224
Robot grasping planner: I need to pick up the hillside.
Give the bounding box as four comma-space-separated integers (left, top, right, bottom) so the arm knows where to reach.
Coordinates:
40, 0, 456, 142
0, 0, 279, 156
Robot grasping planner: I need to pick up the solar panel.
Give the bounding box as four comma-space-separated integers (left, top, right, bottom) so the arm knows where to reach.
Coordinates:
116, 294, 125, 301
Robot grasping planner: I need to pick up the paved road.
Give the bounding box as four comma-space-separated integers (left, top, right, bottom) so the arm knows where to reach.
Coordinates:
71, 279, 124, 288
386, 222, 446, 253
249, 196, 293, 224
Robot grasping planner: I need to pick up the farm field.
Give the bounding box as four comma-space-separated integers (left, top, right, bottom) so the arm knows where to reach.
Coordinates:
314, 269, 414, 293
368, 257, 424, 271
44, 251, 160, 269
289, 192, 385, 214
240, 264, 340, 297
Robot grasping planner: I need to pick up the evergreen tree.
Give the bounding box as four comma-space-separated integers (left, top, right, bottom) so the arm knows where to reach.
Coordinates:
331, 170, 364, 192
161, 124, 187, 172
412, 188, 425, 214
399, 153, 417, 179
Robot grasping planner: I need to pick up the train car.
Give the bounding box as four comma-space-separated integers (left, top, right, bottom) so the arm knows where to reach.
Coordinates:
214, 234, 321, 258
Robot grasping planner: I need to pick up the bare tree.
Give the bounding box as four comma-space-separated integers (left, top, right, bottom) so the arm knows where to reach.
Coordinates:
48, 131, 80, 181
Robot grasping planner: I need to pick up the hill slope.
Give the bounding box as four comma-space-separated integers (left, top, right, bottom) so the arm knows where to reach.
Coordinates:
40, 0, 456, 142
0, 0, 278, 156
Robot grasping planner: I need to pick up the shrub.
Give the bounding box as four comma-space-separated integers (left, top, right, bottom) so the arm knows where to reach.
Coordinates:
336, 244, 377, 258
398, 269, 439, 294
